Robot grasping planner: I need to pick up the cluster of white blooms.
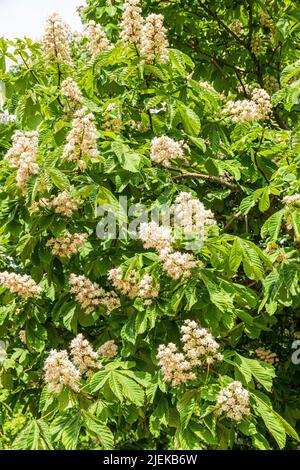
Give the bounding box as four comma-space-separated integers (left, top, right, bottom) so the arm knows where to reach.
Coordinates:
0, 271, 42, 299
120, 0, 143, 45
70, 333, 102, 376
69, 273, 120, 314
159, 249, 198, 280
29, 197, 50, 213
157, 343, 196, 386
255, 347, 279, 365
98, 339, 118, 360
138, 221, 173, 251
282, 194, 300, 205
0, 113, 16, 124
229, 19, 244, 35
108, 267, 159, 304
173, 192, 216, 239
199, 81, 216, 92
251, 88, 272, 117
5, 130, 39, 195
42, 13, 72, 64
44, 349, 80, 393
19, 330, 26, 344
84, 20, 111, 57
150, 136, 187, 167
51, 191, 80, 217
181, 320, 223, 367
61, 77, 83, 109
251, 34, 266, 56
216, 381, 250, 421
47, 232, 87, 258
140, 14, 169, 63
62, 107, 99, 168
223, 88, 271, 122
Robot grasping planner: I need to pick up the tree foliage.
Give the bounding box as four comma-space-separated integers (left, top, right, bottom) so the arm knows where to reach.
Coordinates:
0, 0, 299, 450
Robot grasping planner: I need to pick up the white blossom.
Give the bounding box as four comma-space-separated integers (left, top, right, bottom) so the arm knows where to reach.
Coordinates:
62, 107, 99, 168
44, 349, 80, 393
69, 273, 120, 314
140, 13, 169, 63
0, 271, 42, 298
216, 381, 250, 421
84, 20, 111, 57
42, 13, 72, 64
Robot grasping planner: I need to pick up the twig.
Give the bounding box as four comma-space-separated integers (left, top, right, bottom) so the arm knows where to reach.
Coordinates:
170, 168, 240, 191
223, 211, 242, 231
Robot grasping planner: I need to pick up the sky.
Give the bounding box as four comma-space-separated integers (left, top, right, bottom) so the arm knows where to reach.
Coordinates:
0, 0, 83, 40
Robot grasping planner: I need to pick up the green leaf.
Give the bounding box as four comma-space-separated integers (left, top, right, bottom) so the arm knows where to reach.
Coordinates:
25, 319, 47, 353
178, 104, 200, 136
46, 168, 70, 190
82, 411, 114, 449
251, 392, 286, 449
51, 409, 81, 450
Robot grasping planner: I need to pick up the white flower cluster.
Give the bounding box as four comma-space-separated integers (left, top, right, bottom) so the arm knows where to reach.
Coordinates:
255, 347, 279, 365
98, 339, 118, 360
47, 232, 88, 258
61, 77, 83, 109
42, 13, 72, 64
216, 381, 251, 421
158, 320, 222, 386
62, 107, 99, 168
70, 333, 102, 376
159, 248, 198, 280
0, 113, 16, 124
140, 14, 169, 63
5, 130, 39, 195
199, 81, 216, 92
139, 221, 173, 251
51, 191, 80, 217
44, 349, 80, 393
157, 343, 196, 386
0, 271, 42, 299
282, 194, 300, 205
181, 319, 223, 366
173, 192, 216, 239
120, 0, 143, 46
251, 88, 272, 117
84, 20, 111, 57
150, 136, 187, 167
223, 88, 271, 122
69, 273, 120, 314
108, 267, 159, 304
138, 219, 198, 280
120, 1, 168, 63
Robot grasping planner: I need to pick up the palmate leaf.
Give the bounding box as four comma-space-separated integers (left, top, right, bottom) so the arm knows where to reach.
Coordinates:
176, 390, 198, 429
261, 209, 285, 240
82, 411, 114, 449
13, 420, 53, 450
88, 368, 145, 406
251, 392, 287, 449
51, 409, 81, 450
235, 354, 276, 391
46, 167, 70, 191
